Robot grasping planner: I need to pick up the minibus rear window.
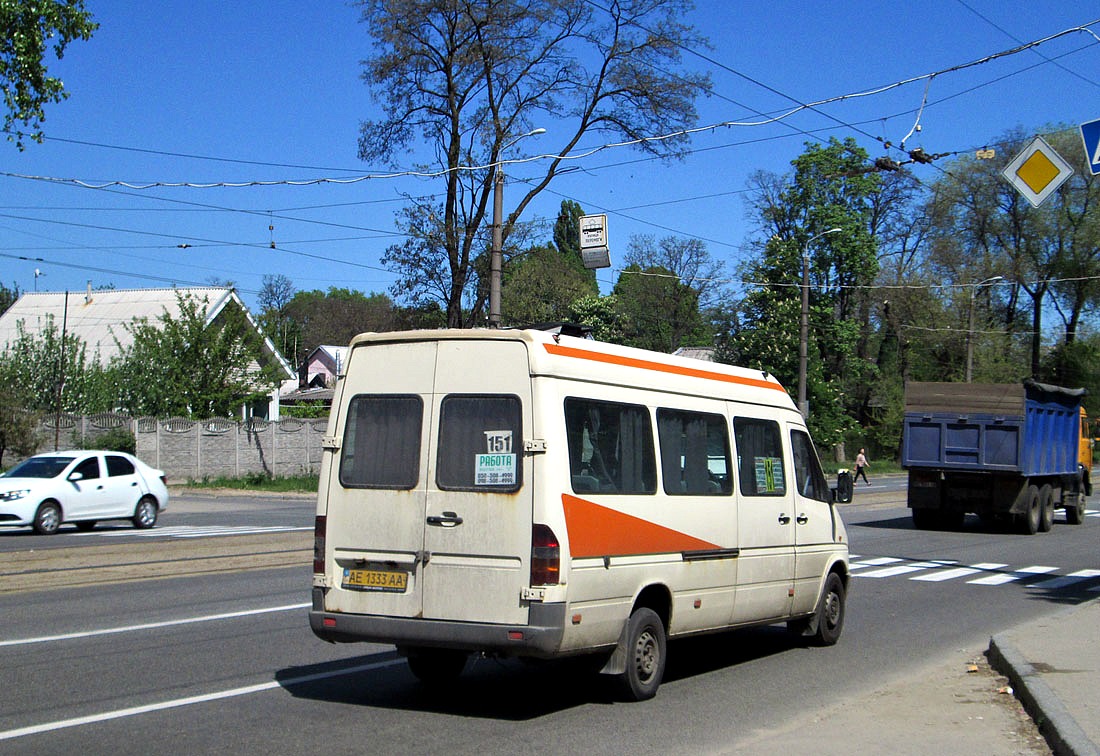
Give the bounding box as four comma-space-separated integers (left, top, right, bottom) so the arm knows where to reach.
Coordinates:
436, 395, 523, 492
340, 394, 422, 489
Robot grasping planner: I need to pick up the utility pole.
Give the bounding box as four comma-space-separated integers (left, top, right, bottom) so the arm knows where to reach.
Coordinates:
488, 128, 545, 328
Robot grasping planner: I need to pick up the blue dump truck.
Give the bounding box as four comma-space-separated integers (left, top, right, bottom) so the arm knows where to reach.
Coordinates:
902, 380, 1092, 534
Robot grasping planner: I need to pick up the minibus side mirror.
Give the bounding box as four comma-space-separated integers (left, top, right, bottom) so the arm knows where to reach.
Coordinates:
832, 469, 853, 504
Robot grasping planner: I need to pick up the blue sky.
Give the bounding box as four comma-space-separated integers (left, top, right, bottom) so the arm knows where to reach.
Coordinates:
1, 1, 1098, 314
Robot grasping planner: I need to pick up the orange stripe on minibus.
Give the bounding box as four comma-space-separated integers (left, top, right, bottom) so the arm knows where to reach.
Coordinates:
542, 343, 787, 392
562, 494, 719, 559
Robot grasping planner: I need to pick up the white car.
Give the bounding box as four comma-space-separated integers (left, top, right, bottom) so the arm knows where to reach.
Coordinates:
0, 451, 169, 535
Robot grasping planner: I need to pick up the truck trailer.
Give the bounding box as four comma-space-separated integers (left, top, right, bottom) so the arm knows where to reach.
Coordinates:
902, 380, 1091, 534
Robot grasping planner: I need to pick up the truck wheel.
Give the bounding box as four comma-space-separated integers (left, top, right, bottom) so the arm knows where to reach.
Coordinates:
911, 508, 937, 530
1066, 499, 1084, 525
404, 647, 468, 684
1019, 486, 1041, 535
617, 607, 666, 701
1038, 485, 1054, 533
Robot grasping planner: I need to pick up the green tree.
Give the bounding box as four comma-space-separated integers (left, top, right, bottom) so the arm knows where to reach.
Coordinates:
567, 294, 625, 344
0, 384, 39, 466
612, 264, 709, 353
283, 288, 397, 362
552, 199, 596, 285
112, 293, 280, 418
0, 316, 115, 413
357, 0, 710, 327
1, 0, 97, 149
0, 281, 19, 315
726, 138, 881, 448
501, 243, 598, 325
257, 273, 299, 363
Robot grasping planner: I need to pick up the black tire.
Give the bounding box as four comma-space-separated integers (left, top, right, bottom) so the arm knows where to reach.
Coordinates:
1038, 485, 1054, 533
32, 501, 62, 535
810, 572, 846, 646
1020, 485, 1041, 535
74, 520, 97, 532
132, 497, 158, 529
405, 648, 468, 684
1066, 498, 1084, 525
939, 509, 965, 530
911, 508, 937, 530
617, 607, 666, 701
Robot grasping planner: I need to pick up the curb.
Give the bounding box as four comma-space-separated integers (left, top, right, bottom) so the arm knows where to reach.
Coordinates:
987, 634, 1100, 756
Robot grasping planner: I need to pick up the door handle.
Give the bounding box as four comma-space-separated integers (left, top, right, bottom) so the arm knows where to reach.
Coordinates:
427, 511, 463, 527
778, 513, 791, 525
796, 514, 809, 525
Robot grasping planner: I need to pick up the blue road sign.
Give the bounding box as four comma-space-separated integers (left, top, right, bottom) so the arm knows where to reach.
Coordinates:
1081, 118, 1100, 176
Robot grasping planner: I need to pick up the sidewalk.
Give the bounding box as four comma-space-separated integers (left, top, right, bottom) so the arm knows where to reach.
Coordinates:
989, 600, 1100, 756
734, 599, 1100, 755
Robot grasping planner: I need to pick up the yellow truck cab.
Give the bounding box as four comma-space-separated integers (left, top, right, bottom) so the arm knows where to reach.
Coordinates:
310, 328, 852, 700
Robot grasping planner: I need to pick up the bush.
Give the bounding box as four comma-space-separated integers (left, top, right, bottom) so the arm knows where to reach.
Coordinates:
80, 427, 136, 455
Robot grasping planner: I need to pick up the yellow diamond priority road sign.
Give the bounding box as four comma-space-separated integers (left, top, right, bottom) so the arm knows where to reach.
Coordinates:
1002, 136, 1074, 207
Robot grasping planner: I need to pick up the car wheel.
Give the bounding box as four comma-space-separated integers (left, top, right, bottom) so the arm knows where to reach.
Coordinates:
810, 572, 846, 646
74, 520, 97, 532
33, 501, 62, 535
1066, 498, 1084, 525
617, 607, 666, 701
132, 497, 158, 529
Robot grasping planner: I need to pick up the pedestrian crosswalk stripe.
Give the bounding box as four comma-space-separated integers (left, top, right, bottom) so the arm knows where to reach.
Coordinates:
966, 565, 1058, 585
912, 563, 1006, 582
1027, 569, 1100, 591
855, 561, 945, 578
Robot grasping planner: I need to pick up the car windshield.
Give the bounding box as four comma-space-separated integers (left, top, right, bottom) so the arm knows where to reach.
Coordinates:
6, 456, 76, 479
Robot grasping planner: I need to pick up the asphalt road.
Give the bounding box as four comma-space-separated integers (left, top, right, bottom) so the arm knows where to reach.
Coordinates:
1, 481, 1097, 754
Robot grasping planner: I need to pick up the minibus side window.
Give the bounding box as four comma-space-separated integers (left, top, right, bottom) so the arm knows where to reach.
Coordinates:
791, 429, 830, 502
564, 397, 656, 495
340, 394, 422, 489
733, 417, 786, 496
436, 395, 522, 492
656, 409, 732, 496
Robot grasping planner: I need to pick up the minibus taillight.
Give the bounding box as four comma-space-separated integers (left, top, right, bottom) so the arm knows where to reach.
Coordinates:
531, 524, 560, 585
313, 515, 326, 574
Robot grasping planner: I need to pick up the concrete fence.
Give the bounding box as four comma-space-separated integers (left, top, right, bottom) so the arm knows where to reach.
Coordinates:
32, 412, 328, 482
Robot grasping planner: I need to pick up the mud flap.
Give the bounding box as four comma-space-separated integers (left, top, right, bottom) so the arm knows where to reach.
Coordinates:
599, 621, 630, 676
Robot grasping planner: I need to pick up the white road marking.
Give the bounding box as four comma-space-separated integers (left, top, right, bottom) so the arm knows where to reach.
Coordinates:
1027, 569, 1100, 591
0, 658, 402, 741
73, 525, 312, 539
0, 603, 311, 647
911, 563, 1006, 582
854, 561, 944, 578
849, 557, 904, 569
964, 565, 1058, 586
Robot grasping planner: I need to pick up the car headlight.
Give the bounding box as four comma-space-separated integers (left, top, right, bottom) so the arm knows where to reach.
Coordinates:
0, 489, 31, 502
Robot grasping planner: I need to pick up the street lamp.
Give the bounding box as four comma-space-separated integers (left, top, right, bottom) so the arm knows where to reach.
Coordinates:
965, 275, 1003, 382
798, 227, 842, 418
489, 127, 546, 329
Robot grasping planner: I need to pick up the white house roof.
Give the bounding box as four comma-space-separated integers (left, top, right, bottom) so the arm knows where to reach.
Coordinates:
0, 287, 294, 378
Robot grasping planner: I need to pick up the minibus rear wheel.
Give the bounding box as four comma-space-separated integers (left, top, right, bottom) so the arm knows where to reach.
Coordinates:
617, 608, 666, 701
405, 647, 468, 684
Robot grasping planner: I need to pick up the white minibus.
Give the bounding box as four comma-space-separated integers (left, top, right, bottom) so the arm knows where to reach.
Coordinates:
310, 328, 852, 700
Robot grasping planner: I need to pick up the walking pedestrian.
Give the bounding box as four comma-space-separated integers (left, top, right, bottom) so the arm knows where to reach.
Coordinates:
854, 448, 870, 485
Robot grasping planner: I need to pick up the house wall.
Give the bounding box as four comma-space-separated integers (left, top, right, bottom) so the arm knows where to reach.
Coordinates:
20, 413, 326, 481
